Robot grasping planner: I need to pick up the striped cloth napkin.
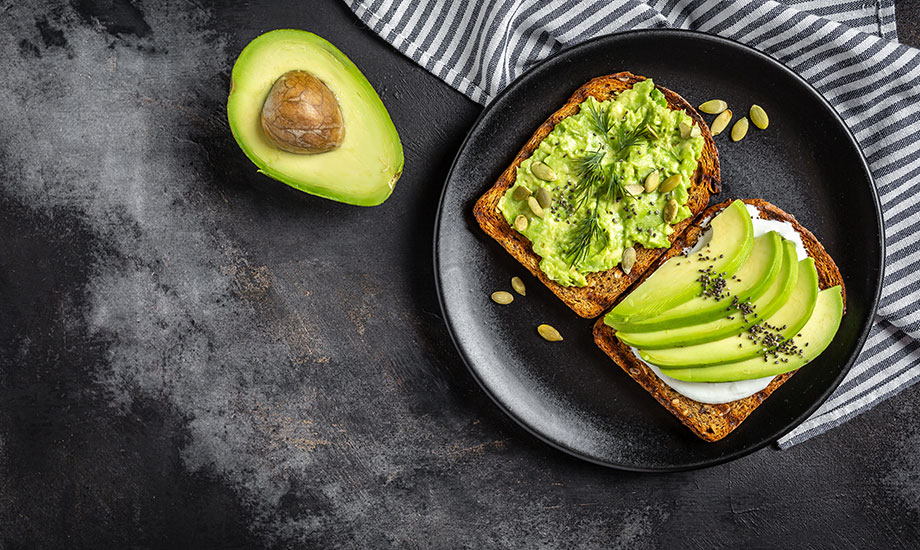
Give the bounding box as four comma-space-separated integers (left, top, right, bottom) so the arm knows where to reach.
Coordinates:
345, 0, 920, 447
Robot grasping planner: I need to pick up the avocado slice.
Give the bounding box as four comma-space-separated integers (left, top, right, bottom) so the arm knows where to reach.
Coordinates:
227, 29, 404, 206
610, 231, 782, 333
616, 238, 797, 349
637, 257, 818, 368
605, 200, 755, 325
658, 286, 843, 382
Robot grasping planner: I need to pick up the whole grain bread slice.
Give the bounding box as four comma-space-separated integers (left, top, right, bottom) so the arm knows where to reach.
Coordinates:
592, 198, 846, 442
473, 72, 721, 319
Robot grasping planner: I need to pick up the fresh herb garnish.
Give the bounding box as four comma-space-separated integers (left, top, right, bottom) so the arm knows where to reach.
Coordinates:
565, 104, 659, 266
567, 197, 606, 268
587, 102, 613, 137
571, 149, 607, 211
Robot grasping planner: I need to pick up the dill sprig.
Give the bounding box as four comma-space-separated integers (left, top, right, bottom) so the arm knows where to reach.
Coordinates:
611, 110, 657, 161
586, 101, 613, 137
565, 105, 659, 267
571, 149, 607, 211
567, 197, 605, 268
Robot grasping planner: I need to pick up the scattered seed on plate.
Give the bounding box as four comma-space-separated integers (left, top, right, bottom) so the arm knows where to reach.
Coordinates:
749, 104, 769, 129
537, 324, 563, 342
710, 109, 732, 136
699, 99, 728, 114
511, 276, 526, 296
491, 291, 514, 305
731, 118, 749, 142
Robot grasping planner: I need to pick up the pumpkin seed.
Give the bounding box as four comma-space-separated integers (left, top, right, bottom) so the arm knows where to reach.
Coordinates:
491, 291, 514, 305
527, 196, 544, 218
659, 174, 682, 193
699, 99, 728, 114
531, 161, 557, 181
537, 324, 563, 342
731, 118, 749, 142
621, 246, 637, 274
679, 121, 693, 139
710, 109, 732, 136
663, 199, 679, 223
536, 187, 552, 209
690, 125, 701, 138
512, 185, 532, 200
511, 276, 526, 296
625, 184, 645, 196
749, 104, 769, 129
644, 171, 660, 193
645, 124, 659, 140
514, 214, 529, 232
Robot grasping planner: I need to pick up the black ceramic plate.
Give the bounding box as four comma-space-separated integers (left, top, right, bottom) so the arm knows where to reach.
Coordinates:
434, 30, 883, 471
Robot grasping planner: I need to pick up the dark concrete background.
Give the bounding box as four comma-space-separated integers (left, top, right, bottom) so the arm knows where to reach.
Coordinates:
1, 1, 918, 548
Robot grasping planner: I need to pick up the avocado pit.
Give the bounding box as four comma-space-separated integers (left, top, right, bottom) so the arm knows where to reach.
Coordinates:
260, 70, 344, 154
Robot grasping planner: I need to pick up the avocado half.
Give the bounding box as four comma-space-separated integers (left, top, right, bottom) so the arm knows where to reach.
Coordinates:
227, 29, 404, 206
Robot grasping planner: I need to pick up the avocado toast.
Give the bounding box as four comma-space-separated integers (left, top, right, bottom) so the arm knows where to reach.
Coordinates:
474, 72, 721, 318
592, 199, 845, 442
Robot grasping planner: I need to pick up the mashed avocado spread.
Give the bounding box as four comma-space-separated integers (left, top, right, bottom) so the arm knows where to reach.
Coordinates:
499, 79, 704, 286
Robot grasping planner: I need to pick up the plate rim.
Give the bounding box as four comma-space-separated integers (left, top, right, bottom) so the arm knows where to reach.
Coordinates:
433, 28, 885, 472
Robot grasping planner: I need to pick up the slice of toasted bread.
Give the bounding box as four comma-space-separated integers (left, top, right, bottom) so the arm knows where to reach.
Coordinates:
592, 198, 845, 442
473, 72, 721, 319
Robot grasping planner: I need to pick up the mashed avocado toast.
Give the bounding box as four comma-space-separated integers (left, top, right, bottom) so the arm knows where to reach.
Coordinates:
498, 79, 703, 287
475, 72, 720, 318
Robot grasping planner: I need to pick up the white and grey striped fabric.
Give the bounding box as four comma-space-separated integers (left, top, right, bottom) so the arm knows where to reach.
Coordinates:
345, 0, 920, 448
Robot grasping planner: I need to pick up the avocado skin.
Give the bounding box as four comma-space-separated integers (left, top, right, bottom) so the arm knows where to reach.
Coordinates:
659, 286, 843, 382
227, 29, 404, 206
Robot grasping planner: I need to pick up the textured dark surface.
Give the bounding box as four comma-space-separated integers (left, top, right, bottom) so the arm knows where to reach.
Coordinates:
0, 1, 918, 548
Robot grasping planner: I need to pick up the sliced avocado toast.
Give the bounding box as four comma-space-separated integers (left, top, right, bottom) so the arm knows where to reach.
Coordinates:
616, 241, 801, 350
609, 230, 782, 333
659, 286, 844, 382
637, 257, 819, 367
592, 198, 846, 442
604, 200, 754, 325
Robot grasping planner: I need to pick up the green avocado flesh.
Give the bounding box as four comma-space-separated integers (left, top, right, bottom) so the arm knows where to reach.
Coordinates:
498, 79, 705, 287
638, 257, 819, 368
615, 238, 797, 349
658, 286, 843, 382
227, 29, 404, 206
610, 231, 782, 333
605, 200, 754, 325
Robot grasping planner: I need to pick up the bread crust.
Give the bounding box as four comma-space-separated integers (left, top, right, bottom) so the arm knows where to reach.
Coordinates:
473, 72, 721, 319
592, 198, 846, 442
